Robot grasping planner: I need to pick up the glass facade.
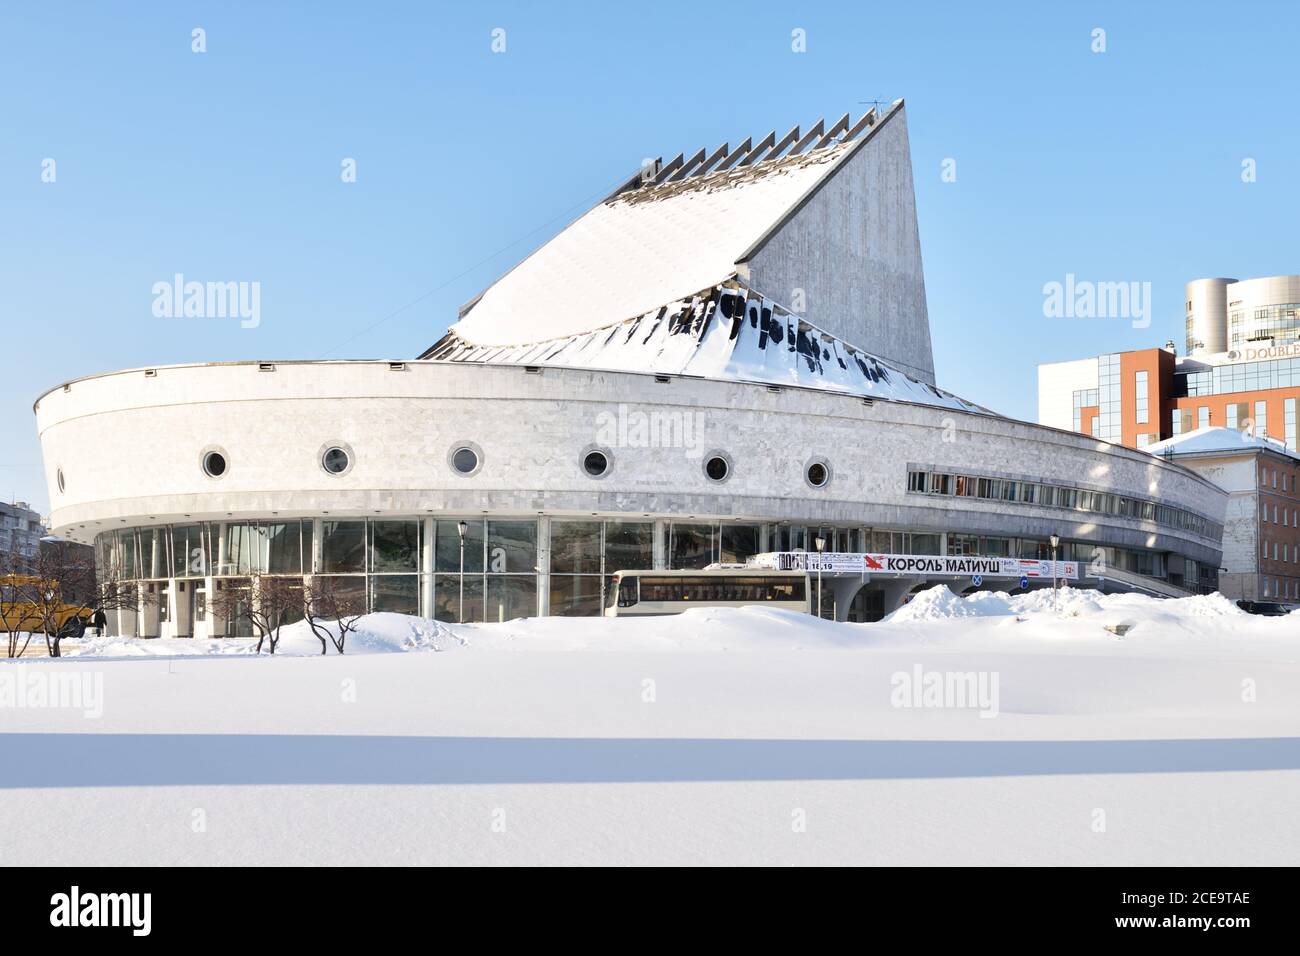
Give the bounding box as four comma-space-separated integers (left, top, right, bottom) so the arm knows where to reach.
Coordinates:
1178, 356, 1300, 397
1229, 303, 1300, 349
1071, 387, 1099, 433
433, 519, 537, 622
865, 529, 941, 555
947, 534, 1164, 577
90, 500, 1208, 634
264, 521, 309, 574
550, 519, 653, 616
367, 519, 420, 614
1096, 353, 1122, 443
321, 520, 366, 573
669, 523, 718, 569
906, 467, 1220, 539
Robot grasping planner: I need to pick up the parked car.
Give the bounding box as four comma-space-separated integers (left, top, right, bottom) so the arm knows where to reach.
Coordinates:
1235, 600, 1296, 617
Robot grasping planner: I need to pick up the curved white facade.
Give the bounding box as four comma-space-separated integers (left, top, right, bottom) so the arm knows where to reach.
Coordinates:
34, 359, 1227, 629
35, 361, 1223, 543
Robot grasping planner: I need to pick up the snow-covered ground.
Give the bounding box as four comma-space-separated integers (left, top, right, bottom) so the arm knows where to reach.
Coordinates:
1, 586, 1297, 866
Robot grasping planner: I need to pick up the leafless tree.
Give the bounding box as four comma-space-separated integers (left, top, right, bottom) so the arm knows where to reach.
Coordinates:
1, 545, 36, 658
303, 576, 367, 654
7, 541, 148, 657
212, 575, 302, 654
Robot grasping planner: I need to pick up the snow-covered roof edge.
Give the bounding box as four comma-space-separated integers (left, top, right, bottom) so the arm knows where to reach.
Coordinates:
422, 279, 991, 416
1147, 426, 1300, 462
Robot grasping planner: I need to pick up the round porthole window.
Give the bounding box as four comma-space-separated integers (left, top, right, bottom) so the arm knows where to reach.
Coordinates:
321, 445, 352, 475
804, 457, 831, 489
448, 442, 484, 477
202, 449, 228, 478
703, 453, 731, 483
56, 468, 65, 494
453, 447, 478, 473
580, 445, 612, 479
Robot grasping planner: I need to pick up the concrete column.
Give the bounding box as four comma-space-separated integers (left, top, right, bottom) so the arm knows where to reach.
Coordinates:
878, 579, 918, 616
210, 577, 226, 638
310, 518, 324, 574
215, 522, 228, 577
173, 578, 192, 638
653, 519, 667, 570
148, 529, 162, 579
115, 605, 137, 637
198, 576, 214, 639
154, 580, 171, 638
830, 576, 868, 622
120, 584, 145, 637
420, 516, 435, 618
139, 582, 160, 638
166, 579, 180, 637
537, 516, 551, 616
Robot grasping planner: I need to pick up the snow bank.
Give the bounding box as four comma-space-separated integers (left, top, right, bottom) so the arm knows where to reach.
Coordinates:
52, 587, 1294, 661
274, 613, 468, 655
60, 614, 469, 659
883, 585, 1244, 625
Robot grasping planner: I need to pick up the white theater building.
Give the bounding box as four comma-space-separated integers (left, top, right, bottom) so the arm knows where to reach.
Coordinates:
34, 101, 1228, 636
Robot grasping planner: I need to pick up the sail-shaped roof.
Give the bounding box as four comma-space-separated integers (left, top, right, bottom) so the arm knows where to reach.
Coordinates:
447, 105, 897, 348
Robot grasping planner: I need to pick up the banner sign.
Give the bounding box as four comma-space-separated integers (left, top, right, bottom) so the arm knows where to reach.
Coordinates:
749, 551, 1080, 580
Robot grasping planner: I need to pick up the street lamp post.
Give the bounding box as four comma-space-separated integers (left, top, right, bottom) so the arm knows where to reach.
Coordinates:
814, 535, 826, 619
1049, 534, 1060, 614
457, 520, 468, 623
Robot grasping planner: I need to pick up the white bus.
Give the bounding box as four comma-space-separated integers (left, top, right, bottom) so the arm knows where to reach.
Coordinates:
604, 568, 811, 617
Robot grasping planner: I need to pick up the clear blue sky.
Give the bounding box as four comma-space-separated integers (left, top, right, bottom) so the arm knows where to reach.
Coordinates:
3, 1, 1296, 515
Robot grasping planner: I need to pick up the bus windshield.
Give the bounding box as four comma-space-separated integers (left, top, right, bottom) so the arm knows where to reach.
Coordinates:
610, 575, 638, 608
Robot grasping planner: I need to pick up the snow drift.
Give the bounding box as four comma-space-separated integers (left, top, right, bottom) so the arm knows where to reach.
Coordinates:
53, 586, 1296, 661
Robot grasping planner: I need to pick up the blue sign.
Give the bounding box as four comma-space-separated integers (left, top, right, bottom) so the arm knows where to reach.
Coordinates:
1020, 575, 1029, 589
971, 574, 982, 587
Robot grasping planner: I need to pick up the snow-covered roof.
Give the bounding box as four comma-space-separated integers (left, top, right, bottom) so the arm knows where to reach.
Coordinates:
447, 105, 898, 348
1147, 426, 1300, 461
425, 281, 990, 415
